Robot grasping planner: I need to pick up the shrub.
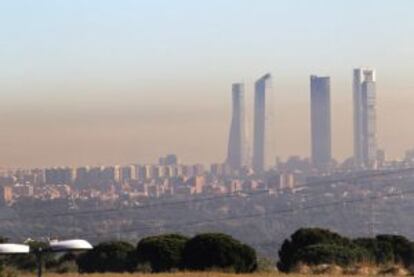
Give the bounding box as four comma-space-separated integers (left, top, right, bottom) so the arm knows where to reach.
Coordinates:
0, 267, 18, 277
376, 235, 414, 267
277, 228, 353, 272
76, 241, 136, 273
278, 228, 414, 272
293, 243, 368, 267
136, 234, 188, 272
182, 233, 257, 273
6, 241, 52, 272
353, 237, 394, 265
256, 257, 276, 273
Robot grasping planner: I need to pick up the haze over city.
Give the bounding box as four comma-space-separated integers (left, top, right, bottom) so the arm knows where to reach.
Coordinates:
1, 0, 413, 167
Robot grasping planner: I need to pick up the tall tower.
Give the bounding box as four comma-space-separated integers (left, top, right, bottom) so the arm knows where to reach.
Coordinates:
253, 73, 275, 173
226, 83, 248, 171
310, 75, 331, 170
353, 68, 377, 167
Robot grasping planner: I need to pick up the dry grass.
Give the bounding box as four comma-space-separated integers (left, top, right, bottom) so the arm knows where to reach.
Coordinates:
16, 273, 400, 277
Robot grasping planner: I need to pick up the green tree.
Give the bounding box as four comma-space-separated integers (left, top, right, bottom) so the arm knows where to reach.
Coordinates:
277, 228, 356, 272
136, 234, 188, 272
76, 241, 136, 273
353, 237, 394, 265
6, 241, 53, 272
376, 235, 414, 267
182, 233, 257, 273
293, 243, 368, 267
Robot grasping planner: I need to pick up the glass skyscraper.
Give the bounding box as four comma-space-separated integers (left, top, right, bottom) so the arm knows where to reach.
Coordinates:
252, 73, 275, 173
353, 68, 377, 168
226, 83, 248, 171
310, 75, 331, 170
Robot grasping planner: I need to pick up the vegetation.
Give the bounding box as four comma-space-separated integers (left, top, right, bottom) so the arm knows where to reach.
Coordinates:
182, 233, 257, 273
76, 241, 136, 273
277, 227, 414, 273
12, 270, 414, 276
2, 228, 414, 275
136, 234, 189, 272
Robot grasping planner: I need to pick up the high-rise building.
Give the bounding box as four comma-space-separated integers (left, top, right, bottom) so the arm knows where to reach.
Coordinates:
159, 154, 179, 166
0, 186, 12, 206
353, 68, 377, 167
310, 75, 331, 169
252, 73, 275, 173
226, 83, 248, 171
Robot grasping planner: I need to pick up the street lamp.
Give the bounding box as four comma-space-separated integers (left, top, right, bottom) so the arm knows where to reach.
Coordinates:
0, 243, 29, 277
0, 244, 30, 254
49, 239, 93, 252
35, 239, 93, 277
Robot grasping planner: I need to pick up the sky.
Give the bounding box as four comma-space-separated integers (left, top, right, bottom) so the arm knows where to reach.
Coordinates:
0, 0, 413, 168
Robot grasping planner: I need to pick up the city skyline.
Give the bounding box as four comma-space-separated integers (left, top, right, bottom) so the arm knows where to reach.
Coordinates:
0, 1, 413, 167
0, 67, 410, 169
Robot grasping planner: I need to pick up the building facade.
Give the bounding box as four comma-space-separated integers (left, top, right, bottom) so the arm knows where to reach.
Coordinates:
310, 75, 331, 169
252, 73, 275, 173
226, 83, 248, 171
353, 68, 377, 167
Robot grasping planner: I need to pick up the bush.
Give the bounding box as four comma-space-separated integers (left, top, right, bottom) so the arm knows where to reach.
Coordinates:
182, 233, 257, 273
53, 260, 78, 274
278, 228, 414, 272
6, 241, 53, 272
0, 267, 18, 277
76, 241, 136, 273
293, 243, 368, 267
353, 237, 394, 265
256, 257, 276, 273
277, 228, 354, 272
136, 234, 188, 272
376, 235, 414, 267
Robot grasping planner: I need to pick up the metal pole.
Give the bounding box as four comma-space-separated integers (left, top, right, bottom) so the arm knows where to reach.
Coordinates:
36, 249, 42, 277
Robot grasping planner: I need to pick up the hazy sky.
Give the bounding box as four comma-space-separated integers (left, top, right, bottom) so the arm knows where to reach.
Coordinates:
0, 0, 414, 168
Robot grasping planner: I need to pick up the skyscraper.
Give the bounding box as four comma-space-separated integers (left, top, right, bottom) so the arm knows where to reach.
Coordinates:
226, 83, 248, 171
310, 75, 331, 170
353, 68, 377, 167
253, 73, 275, 173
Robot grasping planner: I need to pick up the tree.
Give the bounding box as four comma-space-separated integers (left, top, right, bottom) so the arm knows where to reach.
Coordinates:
277, 228, 356, 272
6, 241, 53, 272
76, 241, 136, 273
293, 243, 368, 267
376, 235, 414, 267
136, 234, 188, 272
182, 233, 257, 273
353, 237, 394, 265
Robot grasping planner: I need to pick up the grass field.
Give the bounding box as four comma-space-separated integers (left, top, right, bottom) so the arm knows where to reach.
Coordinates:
19, 274, 298, 277
16, 273, 407, 277
15, 264, 412, 277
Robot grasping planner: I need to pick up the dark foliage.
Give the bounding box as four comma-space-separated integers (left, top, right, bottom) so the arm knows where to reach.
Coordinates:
277, 227, 354, 272
293, 243, 368, 267
6, 241, 53, 272
376, 235, 414, 267
182, 233, 257, 273
76, 241, 136, 273
278, 228, 414, 272
353, 237, 394, 264
136, 234, 189, 272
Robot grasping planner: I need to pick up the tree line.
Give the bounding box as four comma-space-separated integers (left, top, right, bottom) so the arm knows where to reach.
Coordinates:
278, 228, 414, 272
0, 233, 257, 274
2, 227, 414, 274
